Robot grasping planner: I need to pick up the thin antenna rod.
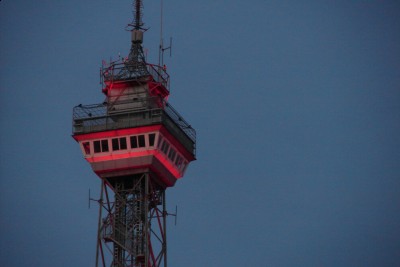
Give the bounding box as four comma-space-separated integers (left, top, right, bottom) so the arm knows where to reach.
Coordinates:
159, 0, 164, 66
159, 0, 172, 67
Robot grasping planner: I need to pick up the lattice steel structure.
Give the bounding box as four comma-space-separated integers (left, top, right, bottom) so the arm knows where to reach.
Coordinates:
95, 174, 168, 267
72, 1, 196, 266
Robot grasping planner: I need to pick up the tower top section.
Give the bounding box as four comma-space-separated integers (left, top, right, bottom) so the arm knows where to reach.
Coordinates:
128, 0, 145, 44
99, 0, 170, 98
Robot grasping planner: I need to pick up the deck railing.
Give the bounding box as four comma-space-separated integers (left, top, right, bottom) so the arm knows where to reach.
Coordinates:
72, 98, 196, 154
101, 61, 170, 92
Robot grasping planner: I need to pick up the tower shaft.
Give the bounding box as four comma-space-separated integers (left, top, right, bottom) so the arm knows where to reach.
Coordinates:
97, 173, 167, 267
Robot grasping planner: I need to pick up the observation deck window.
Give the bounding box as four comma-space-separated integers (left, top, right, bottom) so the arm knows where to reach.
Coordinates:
160, 139, 170, 155
175, 156, 183, 169
82, 142, 91, 155
168, 148, 177, 162
94, 140, 109, 153
130, 135, 146, 149
138, 135, 145, 147
157, 135, 187, 172
149, 133, 156, 147
112, 137, 127, 151
158, 136, 164, 149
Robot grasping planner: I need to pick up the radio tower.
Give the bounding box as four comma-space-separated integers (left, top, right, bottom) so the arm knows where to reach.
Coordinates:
71, 1, 196, 266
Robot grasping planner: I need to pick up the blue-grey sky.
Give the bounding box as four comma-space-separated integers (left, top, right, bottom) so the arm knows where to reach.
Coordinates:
1, 1, 400, 266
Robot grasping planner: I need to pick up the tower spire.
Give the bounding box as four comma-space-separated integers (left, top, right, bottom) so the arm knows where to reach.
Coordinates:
133, 0, 144, 30
127, 0, 147, 76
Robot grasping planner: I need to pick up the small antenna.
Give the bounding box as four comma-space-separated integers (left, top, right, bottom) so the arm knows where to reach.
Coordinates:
175, 205, 178, 225
158, 0, 163, 65
165, 205, 178, 226
161, 37, 172, 66
88, 189, 90, 209
88, 188, 101, 209
159, 0, 172, 66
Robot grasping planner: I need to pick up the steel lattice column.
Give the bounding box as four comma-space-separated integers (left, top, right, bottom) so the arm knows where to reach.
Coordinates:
95, 173, 167, 267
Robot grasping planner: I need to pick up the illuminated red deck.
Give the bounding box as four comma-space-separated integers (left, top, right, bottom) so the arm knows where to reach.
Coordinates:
72, 56, 196, 188
73, 124, 195, 187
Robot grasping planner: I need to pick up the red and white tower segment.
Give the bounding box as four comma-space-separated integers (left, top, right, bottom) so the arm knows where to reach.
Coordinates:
72, 1, 196, 266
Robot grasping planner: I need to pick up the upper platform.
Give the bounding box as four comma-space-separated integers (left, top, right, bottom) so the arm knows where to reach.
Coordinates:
72, 26, 196, 186
72, 97, 196, 156
101, 60, 170, 100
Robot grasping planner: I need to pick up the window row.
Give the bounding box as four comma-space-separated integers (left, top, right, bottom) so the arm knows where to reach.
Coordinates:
158, 136, 188, 172
81, 132, 188, 174
81, 133, 156, 155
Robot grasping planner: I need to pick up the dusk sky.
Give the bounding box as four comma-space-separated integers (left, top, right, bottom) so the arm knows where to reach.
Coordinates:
1, 0, 400, 266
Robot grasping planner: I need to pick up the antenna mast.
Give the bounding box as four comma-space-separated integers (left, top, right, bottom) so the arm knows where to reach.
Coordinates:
159, 0, 172, 67
134, 0, 144, 30
127, 0, 147, 72
159, 0, 163, 65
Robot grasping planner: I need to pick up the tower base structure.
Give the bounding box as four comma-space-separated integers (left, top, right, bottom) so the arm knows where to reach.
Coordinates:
95, 172, 168, 267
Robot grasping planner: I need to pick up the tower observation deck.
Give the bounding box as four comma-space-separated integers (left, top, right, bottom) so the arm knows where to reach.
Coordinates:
72, 1, 196, 266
